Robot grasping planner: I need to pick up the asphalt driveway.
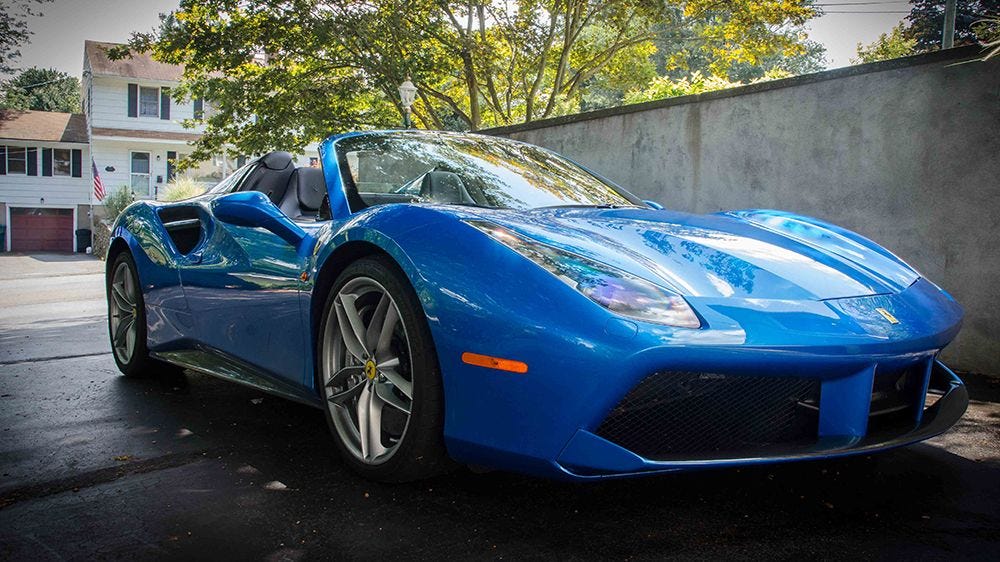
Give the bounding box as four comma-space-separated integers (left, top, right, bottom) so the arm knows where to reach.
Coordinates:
1, 253, 998, 560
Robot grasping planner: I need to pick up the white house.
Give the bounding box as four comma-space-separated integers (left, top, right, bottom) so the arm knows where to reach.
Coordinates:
82, 40, 225, 199
1, 40, 320, 253
0, 110, 91, 252
82, 41, 319, 200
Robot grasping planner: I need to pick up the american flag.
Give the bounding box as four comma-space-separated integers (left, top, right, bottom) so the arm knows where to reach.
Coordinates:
92, 159, 106, 201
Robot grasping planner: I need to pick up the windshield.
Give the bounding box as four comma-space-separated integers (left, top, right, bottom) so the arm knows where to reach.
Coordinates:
336, 132, 642, 210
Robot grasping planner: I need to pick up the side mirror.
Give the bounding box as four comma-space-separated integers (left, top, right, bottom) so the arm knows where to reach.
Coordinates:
643, 200, 664, 210
213, 191, 308, 249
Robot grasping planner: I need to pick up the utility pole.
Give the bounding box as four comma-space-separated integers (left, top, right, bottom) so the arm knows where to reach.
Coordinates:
942, 0, 957, 49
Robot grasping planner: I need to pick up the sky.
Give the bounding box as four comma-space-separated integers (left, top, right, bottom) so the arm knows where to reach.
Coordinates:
11, 0, 912, 79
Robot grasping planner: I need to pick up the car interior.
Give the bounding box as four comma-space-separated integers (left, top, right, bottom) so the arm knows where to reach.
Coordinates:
238, 151, 329, 222
231, 151, 480, 223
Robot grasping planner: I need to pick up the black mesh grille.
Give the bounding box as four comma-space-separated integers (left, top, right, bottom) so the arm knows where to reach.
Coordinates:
595, 371, 821, 460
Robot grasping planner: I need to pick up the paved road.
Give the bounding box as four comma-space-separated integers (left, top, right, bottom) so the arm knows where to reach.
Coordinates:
1, 253, 998, 561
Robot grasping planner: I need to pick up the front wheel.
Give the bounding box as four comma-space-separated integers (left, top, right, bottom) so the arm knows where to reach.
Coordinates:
318, 256, 450, 482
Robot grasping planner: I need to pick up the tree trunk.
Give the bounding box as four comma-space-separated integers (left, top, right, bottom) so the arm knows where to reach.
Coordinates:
462, 48, 481, 130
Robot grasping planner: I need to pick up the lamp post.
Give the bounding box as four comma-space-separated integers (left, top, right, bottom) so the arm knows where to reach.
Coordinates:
397, 76, 417, 128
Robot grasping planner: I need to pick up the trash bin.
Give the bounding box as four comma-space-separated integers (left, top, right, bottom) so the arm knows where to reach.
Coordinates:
0, 224, 5, 252
75, 228, 91, 253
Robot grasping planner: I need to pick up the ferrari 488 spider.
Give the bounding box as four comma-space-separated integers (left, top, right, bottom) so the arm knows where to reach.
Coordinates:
106, 131, 967, 481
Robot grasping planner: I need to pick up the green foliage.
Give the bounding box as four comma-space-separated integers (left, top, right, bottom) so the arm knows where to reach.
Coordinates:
118, 0, 821, 161
904, 0, 1000, 51
102, 186, 135, 223
623, 69, 792, 105
0, 1, 50, 74
159, 176, 207, 201
624, 72, 738, 104
853, 23, 918, 64
977, 15, 1000, 60
1, 67, 80, 112
725, 40, 825, 83
654, 1, 821, 82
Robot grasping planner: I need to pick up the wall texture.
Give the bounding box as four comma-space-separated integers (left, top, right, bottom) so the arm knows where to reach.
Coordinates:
486, 47, 999, 374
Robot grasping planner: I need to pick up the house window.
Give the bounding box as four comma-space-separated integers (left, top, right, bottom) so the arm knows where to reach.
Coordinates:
166, 151, 181, 181
6, 146, 27, 174
139, 87, 160, 117
53, 149, 71, 176
130, 151, 151, 194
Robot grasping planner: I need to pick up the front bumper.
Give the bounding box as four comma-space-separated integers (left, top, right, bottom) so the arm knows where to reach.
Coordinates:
554, 359, 967, 479
435, 275, 965, 481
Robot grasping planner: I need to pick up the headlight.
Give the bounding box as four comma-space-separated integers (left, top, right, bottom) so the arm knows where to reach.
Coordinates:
466, 220, 701, 328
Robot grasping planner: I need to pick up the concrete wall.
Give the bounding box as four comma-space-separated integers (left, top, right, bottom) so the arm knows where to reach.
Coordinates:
486, 47, 1000, 374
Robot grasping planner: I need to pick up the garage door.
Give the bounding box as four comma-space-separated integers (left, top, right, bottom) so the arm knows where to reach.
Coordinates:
10, 208, 74, 252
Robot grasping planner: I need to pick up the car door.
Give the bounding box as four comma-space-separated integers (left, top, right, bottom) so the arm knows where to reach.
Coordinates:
176, 158, 311, 388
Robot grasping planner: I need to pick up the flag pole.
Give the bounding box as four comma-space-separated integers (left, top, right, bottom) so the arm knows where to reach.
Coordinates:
89, 159, 95, 255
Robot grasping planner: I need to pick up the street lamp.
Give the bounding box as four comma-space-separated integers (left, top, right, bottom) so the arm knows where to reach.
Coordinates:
397, 76, 417, 128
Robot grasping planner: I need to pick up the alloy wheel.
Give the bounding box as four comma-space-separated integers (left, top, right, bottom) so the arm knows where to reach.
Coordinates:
109, 260, 139, 364
322, 276, 414, 465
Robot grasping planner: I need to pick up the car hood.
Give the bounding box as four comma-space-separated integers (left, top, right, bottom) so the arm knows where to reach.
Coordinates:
459, 206, 919, 300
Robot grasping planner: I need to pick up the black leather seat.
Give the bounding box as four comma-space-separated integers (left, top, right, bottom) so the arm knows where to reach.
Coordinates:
241, 151, 295, 205
279, 167, 327, 220
419, 171, 475, 205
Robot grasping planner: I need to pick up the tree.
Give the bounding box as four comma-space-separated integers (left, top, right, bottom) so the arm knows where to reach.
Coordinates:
119, 0, 820, 163
652, 3, 824, 84
1, 67, 80, 112
980, 15, 1000, 59
853, 23, 918, 63
904, 0, 1000, 51
0, 0, 51, 75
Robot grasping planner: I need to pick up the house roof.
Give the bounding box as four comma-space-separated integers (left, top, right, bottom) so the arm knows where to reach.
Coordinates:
0, 110, 89, 144
84, 40, 184, 82
91, 127, 201, 142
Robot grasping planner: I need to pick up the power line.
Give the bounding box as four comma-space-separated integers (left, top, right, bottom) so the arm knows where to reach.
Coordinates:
820, 11, 912, 14
815, 2, 910, 5
3, 76, 76, 90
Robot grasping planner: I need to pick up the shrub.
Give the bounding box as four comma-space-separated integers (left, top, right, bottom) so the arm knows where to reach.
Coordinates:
978, 16, 1000, 61
102, 185, 135, 223
159, 176, 207, 202
623, 72, 739, 105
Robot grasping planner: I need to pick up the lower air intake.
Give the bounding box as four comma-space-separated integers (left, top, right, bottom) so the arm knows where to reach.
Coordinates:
595, 371, 821, 460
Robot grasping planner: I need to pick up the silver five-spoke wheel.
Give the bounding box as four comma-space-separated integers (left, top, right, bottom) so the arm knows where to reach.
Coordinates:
109, 260, 139, 364
322, 276, 414, 465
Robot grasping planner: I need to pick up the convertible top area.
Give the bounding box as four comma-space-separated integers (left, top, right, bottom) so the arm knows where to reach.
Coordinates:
233, 151, 328, 221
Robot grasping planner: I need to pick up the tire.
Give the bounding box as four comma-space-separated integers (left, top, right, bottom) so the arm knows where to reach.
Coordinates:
106, 251, 178, 377
317, 255, 451, 482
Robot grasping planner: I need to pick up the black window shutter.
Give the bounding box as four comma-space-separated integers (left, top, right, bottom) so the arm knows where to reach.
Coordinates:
127, 84, 138, 117
42, 148, 52, 176
160, 87, 170, 120
71, 149, 82, 178
194, 98, 203, 120
0, 146, 6, 175
26, 147, 37, 176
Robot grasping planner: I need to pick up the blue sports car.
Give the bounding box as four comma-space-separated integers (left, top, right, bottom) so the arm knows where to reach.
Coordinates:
106, 131, 967, 482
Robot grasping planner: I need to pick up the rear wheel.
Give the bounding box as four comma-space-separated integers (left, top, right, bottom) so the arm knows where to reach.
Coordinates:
318, 256, 450, 482
107, 251, 177, 377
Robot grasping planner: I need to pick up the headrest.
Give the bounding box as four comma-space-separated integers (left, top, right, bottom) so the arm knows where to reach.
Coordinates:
420, 171, 472, 204
292, 167, 327, 211
260, 151, 293, 170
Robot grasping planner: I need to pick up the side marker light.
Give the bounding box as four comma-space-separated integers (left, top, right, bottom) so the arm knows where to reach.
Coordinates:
461, 352, 528, 374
